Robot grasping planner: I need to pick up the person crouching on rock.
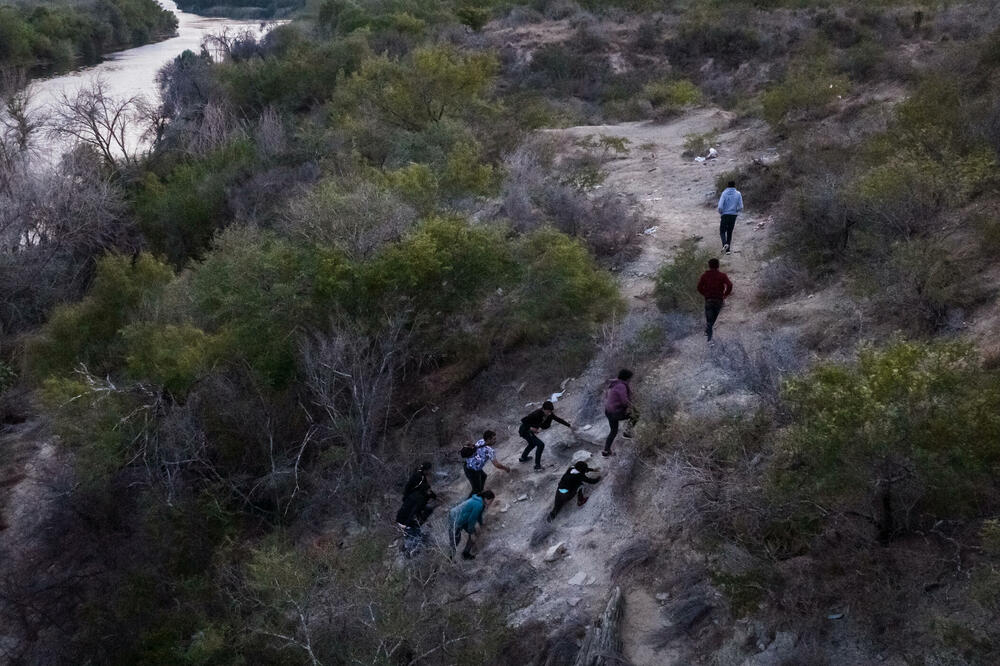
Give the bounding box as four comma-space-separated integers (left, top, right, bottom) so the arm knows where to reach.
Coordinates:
547, 462, 601, 522
518, 400, 572, 471
449, 490, 495, 560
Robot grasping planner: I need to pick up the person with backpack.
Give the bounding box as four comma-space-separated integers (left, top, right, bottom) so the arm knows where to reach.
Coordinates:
449, 490, 495, 560
547, 461, 601, 521
717, 180, 744, 254
403, 461, 435, 499
462, 430, 511, 495
696, 258, 733, 345
518, 400, 572, 471
603, 369, 635, 457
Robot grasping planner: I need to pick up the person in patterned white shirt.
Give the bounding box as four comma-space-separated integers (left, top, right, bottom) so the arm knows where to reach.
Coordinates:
463, 430, 511, 495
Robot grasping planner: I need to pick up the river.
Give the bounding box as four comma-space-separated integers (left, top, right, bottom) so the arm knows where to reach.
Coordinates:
27, 0, 274, 164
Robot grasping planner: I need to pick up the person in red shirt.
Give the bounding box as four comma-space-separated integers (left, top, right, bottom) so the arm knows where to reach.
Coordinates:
696, 258, 733, 344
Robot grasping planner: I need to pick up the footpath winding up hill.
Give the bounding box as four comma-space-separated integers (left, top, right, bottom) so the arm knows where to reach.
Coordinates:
419, 108, 828, 665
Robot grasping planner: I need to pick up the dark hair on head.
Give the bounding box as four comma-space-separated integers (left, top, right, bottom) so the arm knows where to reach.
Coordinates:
727, 180, 736, 188
542, 400, 554, 410
708, 258, 720, 269
483, 430, 496, 441
574, 461, 590, 472
480, 490, 495, 500
419, 461, 432, 471
617, 368, 633, 381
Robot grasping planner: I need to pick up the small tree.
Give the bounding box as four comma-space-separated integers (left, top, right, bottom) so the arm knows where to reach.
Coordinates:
773, 341, 1000, 543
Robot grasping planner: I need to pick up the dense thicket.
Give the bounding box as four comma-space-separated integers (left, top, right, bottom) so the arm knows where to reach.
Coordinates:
0, 0, 177, 75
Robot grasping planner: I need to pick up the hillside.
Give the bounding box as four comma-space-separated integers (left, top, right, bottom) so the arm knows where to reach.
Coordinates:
2, 0, 1000, 663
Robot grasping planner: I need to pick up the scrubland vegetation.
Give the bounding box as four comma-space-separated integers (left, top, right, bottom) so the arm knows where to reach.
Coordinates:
3, 0, 1000, 663
0, 0, 177, 75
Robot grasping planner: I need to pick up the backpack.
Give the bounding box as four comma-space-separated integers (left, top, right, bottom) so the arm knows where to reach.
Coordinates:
460, 439, 485, 459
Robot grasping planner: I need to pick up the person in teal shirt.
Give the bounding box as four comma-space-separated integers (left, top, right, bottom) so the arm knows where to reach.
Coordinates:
448, 490, 495, 560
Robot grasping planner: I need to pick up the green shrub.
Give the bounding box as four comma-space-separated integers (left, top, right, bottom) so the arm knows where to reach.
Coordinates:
362, 216, 516, 318
653, 237, 713, 313
773, 341, 1000, 543
510, 228, 622, 342
643, 78, 701, 118
761, 56, 849, 127
715, 162, 785, 208
187, 227, 331, 387
134, 141, 257, 267
345, 45, 498, 131
40, 375, 150, 483
683, 129, 718, 157
850, 238, 977, 332
123, 323, 216, 396
26, 254, 174, 381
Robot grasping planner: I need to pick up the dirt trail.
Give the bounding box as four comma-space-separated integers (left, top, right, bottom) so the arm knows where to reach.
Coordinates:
426, 108, 786, 664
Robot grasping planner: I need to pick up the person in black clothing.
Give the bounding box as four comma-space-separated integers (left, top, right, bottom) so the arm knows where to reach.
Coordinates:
396, 483, 437, 557
403, 461, 435, 499
518, 400, 572, 471
547, 461, 601, 521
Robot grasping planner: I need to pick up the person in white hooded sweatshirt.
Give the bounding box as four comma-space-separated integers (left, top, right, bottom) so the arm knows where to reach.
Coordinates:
717, 181, 744, 254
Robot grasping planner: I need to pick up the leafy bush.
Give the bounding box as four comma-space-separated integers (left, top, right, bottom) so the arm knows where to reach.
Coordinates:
123, 323, 215, 395
186, 227, 329, 387
851, 238, 978, 332
26, 254, 174, 380
653, 237, 713, 313
682, 129, 718, 158
761, 67, 849, 127
345, 45, 498, 131
773, 341, 1000, 543
667, 18, 761, 71
509, 228, 622, 342
714, 162, 785, 209
134, 141, 257, 267
644, 78, 701, 119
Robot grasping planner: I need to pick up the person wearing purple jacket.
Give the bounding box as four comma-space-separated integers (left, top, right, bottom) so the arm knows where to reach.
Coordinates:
603, 368, 635, 457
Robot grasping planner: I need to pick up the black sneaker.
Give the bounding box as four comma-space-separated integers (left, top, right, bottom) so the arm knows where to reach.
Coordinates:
602, 450, 614, 457
622, 431, 633, 439
518, 456, 531, 463
534, 465, 543, 471
461, 551, 475, 560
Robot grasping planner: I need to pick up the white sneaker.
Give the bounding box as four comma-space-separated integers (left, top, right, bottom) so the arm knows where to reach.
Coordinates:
725, 246, 732, 255
722, 244, 729, 253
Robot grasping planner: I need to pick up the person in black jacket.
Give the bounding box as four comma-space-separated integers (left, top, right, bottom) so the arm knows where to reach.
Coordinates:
547, 461, 601, 521
396, 483, 437, 557
403, 461, 435, 499
518, 400, 572, 471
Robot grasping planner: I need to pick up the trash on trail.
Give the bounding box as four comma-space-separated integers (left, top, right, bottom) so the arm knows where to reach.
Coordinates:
544, 542, 567, 562
499, 503, 510, 513
827, 613, 844, 620
549, 390, 564, 403
706, 147, 718, 159
568, 571, 588, 586
581, 424, 592, 431
694, 156, 706, 163
516, 494, 529, 502
643, 226, 659, 235
560, 377, 573, 391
